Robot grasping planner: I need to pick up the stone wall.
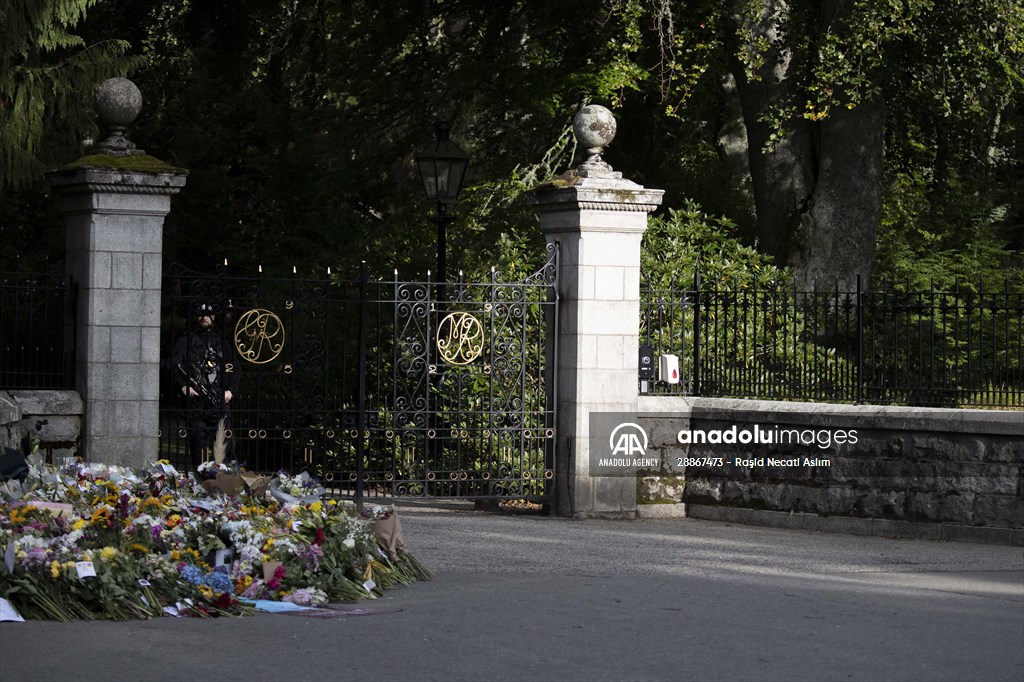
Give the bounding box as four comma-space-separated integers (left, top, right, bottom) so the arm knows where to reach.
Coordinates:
637, 396, 1023, 544
0, 390, 82, 461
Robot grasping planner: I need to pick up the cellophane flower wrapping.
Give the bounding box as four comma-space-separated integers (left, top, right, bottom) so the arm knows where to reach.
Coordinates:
268, 470, 324, 505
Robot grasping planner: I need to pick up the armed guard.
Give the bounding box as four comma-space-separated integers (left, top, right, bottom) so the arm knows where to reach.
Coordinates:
171, 301, 240, 467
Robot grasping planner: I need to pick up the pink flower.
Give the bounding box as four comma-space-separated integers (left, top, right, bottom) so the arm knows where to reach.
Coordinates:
267, 564, 286, 590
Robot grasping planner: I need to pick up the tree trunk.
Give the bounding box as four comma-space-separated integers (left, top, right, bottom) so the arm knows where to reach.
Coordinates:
790, 94, 884, 290
727, 0, 815, 266
726, 0, 885, 290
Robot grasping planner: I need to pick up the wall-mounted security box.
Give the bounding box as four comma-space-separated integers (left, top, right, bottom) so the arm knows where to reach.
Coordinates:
638, 344, 655, 380
659, 354, 680, 384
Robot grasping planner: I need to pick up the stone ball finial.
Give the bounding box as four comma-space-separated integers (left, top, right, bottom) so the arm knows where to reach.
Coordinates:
95, 77, 142, 126
93, 77, 144, 156
573, 105, 616, 173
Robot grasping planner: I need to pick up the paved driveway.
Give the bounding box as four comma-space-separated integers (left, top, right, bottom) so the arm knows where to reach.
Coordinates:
2, 509, 1022, 682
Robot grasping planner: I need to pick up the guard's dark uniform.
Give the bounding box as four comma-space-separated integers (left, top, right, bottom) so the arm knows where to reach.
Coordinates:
171, 306, 240, 467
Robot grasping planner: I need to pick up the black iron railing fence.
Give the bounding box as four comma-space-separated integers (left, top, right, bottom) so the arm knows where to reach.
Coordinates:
640, 274, 1024, 408
0, 263, 77, 390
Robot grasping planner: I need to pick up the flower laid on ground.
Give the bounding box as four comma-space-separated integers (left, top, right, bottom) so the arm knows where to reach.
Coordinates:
273, 470, 321, 497
281, 587, 328, 607
0, 457, 431, 621
268, 470, 324, 504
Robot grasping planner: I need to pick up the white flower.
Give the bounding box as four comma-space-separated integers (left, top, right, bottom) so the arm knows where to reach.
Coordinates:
238, 545, 262, 564
272, 537, 299, 557
342, 536, 356, 549
15, 535, 50, 552
57, 529, 85, 552
130, 514, 157, 528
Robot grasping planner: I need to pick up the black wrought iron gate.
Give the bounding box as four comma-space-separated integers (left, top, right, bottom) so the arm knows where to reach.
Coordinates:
159, 244, 558, 502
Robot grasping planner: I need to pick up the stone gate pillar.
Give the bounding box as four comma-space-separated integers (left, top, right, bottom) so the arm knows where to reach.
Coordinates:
47, 78, 187, 467
529, 106, 663, 517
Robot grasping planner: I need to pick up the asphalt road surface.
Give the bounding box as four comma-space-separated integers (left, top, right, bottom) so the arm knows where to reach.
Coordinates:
2, 508, 1022, 682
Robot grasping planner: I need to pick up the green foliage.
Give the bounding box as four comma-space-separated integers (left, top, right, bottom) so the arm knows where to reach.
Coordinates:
1, 0, 1021, 291
640, 199, 1021, 407
0, 0, 140, 188
876, 0, 1024, 291
641, 199, 784, 287
877, 167, 1024, 291
640, 200, 853, 401
604, 0, 1023, 282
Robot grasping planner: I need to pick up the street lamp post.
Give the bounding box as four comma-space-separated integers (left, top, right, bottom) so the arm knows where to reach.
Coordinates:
415, 121, 470, 303
415, 122, 470, 488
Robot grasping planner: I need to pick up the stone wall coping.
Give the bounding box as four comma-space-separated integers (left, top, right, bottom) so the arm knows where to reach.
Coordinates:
529, 173, 664, 216
47, 166, 187, 195
4, 390, 84, 416
638, 396, 1023, 436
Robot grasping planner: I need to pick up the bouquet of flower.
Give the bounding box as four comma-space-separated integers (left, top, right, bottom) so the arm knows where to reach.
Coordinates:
195, 460, 238, 480
361, 504, 432, 583
268, 470, 324, 505
0, 459, 431, 621
193, 420, 246, 497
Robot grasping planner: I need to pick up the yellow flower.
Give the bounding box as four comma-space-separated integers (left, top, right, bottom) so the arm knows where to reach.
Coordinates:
309, 501, 323, 514
100, 546, 118, 561
72, 518, 87, 531
10, 505, 37, 525
50, 561, 60, 579
129, 543, 149, 554
328, 499, 338, 506
89, 507, 111, 527
171, 548, 202, 563
234, 575, 253, 594
197, 585, 213, 600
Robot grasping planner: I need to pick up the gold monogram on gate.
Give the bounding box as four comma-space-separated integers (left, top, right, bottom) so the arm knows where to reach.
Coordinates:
436, 312, 484, 365
234, 308, 285, 364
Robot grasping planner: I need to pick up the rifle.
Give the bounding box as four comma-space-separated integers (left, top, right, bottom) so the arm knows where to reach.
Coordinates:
175, 363, 223, 407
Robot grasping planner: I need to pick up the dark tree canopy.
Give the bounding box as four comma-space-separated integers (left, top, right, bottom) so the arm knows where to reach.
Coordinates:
1, 0, 1021, 286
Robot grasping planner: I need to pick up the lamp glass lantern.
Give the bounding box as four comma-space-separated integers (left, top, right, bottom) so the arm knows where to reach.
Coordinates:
415, 121, 470, 204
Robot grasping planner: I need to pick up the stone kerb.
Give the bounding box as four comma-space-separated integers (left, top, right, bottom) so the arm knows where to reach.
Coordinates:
529, 105, 664, 517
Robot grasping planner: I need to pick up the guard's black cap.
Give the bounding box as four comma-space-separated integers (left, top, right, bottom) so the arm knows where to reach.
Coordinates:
193, 302, 216, 316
